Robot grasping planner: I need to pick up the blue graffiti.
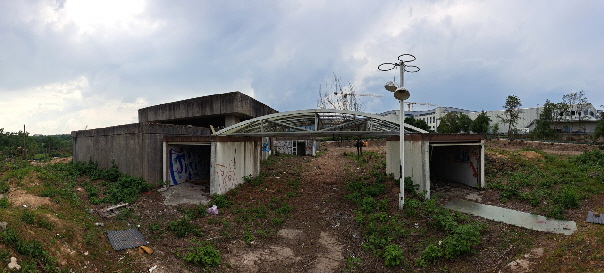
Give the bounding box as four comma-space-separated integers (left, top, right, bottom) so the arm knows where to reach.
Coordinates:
453, 148, 471, 163
262, 141, 270, 152
169, 147, 206, 185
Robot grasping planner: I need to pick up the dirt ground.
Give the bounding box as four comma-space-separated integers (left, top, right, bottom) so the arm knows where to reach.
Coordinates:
5, 138, 604, 272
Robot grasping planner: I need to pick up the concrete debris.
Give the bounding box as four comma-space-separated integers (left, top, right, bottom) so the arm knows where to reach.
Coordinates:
586, 211, 604, 224
8, 257, 20, 270
445, 199, 577, 235
207, 205, 219, 215
97, 202, 129, 218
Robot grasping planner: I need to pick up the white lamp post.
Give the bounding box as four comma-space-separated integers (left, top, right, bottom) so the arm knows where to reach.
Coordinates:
379, 54, 419, 208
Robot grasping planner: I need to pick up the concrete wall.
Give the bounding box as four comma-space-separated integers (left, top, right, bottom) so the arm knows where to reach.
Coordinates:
138, 92, 277, 124
386, 134, 484, 199
210, 138, 261, 194
273, 139, 317, 156
386, 138, 431, 198
72, 123, 210, 185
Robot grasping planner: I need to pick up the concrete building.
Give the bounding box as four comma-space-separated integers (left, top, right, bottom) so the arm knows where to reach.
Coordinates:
72, 93, 487, 203
72, 92, 277, 194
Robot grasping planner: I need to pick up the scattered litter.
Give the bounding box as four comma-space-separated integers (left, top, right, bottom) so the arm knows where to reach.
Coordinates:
138, 245, 153, 255
586, 211, 604, 224
22, 205, 27, 208
0, 222, 7, 230
8, 257, 20, 270
157, 185, 169, 192
149, 265, 158, 272
106, 228, 147, 251
207, 205, 219, 215
95, 222, 104, 227
97, 202, 129, 218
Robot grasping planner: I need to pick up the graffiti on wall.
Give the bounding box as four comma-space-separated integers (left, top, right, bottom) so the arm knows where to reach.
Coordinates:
262, 141, 271, 152
274, 140, 293, 154
453, 147, 480, 178
169, 146, 209, 185
305, 140, 314, 155
213, 147, 238, 193
214, 158, 237, 193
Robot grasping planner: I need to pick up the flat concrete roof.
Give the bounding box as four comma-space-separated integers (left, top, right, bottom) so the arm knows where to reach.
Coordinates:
138, 92, 278, 126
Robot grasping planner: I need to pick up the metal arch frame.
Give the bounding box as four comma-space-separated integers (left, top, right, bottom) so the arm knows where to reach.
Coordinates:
214, 109, 428, 137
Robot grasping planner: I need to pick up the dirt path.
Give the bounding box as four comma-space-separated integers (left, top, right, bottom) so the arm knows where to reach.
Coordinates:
224, 145, 357, 272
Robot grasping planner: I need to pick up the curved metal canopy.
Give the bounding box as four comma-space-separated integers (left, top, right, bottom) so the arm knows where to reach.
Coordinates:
214, 109, 428, 137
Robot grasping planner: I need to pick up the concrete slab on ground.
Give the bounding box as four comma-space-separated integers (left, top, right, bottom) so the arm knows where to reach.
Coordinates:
444, 199, 576, 235
160, 182, 210, 206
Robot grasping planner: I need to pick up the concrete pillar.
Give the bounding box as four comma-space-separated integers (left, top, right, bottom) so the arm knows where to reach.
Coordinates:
225, 115, 240, 127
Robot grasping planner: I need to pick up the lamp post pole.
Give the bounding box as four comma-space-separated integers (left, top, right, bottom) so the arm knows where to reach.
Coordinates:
398, 62, 405, 208
378, 54, 419, 209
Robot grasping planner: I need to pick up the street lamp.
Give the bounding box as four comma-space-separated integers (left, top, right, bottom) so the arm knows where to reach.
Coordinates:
378, 54, 420, 208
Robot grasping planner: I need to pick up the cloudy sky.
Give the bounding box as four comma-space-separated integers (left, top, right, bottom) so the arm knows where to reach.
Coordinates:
1, 0, 603, 134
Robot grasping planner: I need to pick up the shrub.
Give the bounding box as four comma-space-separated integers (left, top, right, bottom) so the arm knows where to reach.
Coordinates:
555, 187, 580, 209
442, 224, 482, 259
183, 240, 221, 267
243, 174, 264, 186
383, 244, 403, 267
360, 197, 377, 214
416, 243, 443, 267
0, 197, 9, 208
21, 210, 35, 225
167, 218, 198, 238
209, 193, 234, 209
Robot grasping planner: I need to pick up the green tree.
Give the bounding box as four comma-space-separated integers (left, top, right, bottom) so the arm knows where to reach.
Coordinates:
471, 111, 491, 135
534, 100, 556, 139
490, 122, 500, 135
404, 117, 431, 132
458, 113, 473, 133
498, 95, 522, 137
437, 112, 461, 133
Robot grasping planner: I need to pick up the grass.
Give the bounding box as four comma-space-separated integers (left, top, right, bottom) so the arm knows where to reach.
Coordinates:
0, 159, 153, 272
2, 143, 603, 271
487, 148, 604, 219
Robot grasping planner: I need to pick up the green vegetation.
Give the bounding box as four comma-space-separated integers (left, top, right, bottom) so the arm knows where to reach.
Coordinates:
0, 128, 72, 160
499, 95, 522, 137
344, 150, 484, 269
182, 240, 221, 267
488, 148, 604, 219
0, 156, 153, 271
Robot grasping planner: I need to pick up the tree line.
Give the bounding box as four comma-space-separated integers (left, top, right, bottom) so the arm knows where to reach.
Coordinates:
0, 128, 72, 160
420, 90, 604, 142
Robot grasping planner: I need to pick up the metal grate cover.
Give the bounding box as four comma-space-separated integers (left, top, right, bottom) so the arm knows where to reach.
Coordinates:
106, 228, 147, 250
586, 211, 604, 224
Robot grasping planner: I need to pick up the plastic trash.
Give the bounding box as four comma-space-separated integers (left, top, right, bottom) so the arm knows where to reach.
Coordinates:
206, 205, 219, 215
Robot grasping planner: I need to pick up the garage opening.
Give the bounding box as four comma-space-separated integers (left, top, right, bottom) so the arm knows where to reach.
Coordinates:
166, 143, 211, 192
296, 141, 306, 156
429, 144, 482, 188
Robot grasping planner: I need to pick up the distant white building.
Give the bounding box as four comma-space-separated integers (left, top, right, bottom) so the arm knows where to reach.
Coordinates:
382, 103, 600, 134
